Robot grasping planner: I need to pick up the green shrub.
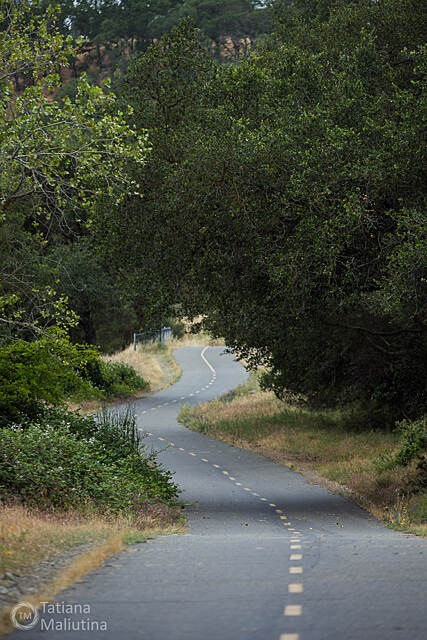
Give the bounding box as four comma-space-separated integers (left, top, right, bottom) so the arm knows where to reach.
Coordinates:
169, 319, 186, 340
394, 417, 427, 467
0, 335, 97, 426
79, 359, 148, 400
0, 336, 148, 426
0, 409, 178, 512
375, 417, 427, 490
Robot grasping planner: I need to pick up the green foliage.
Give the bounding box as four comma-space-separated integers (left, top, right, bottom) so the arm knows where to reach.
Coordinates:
0, 408, 178, 511
0, 331, 147, 425
41, 0, 270, 57
375, 416, 426, 490
1, 40, 148, 226
409, 494, 427, 525
80, 359, 148, 400
94, 20, 216, 330
0, 333, 98, 425
394, 418, 427, 468
169, 318, 186, 340
106, 0, 426, 424
47, 240, 139, 351
1, 1, 149, 347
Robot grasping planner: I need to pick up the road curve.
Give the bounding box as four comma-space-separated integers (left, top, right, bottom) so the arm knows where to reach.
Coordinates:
12, 347, 426, 639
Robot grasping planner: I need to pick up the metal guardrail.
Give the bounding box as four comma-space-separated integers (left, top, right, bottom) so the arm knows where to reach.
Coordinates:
133, 327, 171, 351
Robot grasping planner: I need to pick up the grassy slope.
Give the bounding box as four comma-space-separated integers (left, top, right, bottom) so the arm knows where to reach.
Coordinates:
179, 378, 426, 537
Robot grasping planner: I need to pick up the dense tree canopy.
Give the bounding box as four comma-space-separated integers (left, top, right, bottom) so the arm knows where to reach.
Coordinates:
96, 0, 426, 424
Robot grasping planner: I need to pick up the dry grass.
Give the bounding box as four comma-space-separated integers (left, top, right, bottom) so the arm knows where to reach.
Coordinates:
1, 505, 114, 577
169, 331, 224, 348
180, 382, 426, 537
103, 342, 180, 392
0, 503, 183, 577
0, 504, 184, 636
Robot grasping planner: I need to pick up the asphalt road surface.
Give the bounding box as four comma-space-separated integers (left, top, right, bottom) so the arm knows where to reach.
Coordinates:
12, 347, 426, 639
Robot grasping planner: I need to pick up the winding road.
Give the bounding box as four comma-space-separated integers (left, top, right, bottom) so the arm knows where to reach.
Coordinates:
13, 347, 426, 639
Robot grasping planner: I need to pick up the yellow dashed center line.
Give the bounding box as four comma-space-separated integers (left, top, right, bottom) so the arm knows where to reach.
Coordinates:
284, 605, 302, 616
288, 584, 303, 593
138, 347, 308, 640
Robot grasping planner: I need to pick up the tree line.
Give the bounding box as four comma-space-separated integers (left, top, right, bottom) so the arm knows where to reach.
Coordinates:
36, 0, 271, 80
98, 0, 426, 424
1, 0, 426, 428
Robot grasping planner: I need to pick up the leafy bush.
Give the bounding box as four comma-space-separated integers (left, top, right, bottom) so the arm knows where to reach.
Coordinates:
0, 335, 98, 425
375, 417, 427, 490
394, 417, 427, 468
169, 318, 186, 340
79, 359, 148, 400
0, 408, 178, 512
0, 335, 148, 427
